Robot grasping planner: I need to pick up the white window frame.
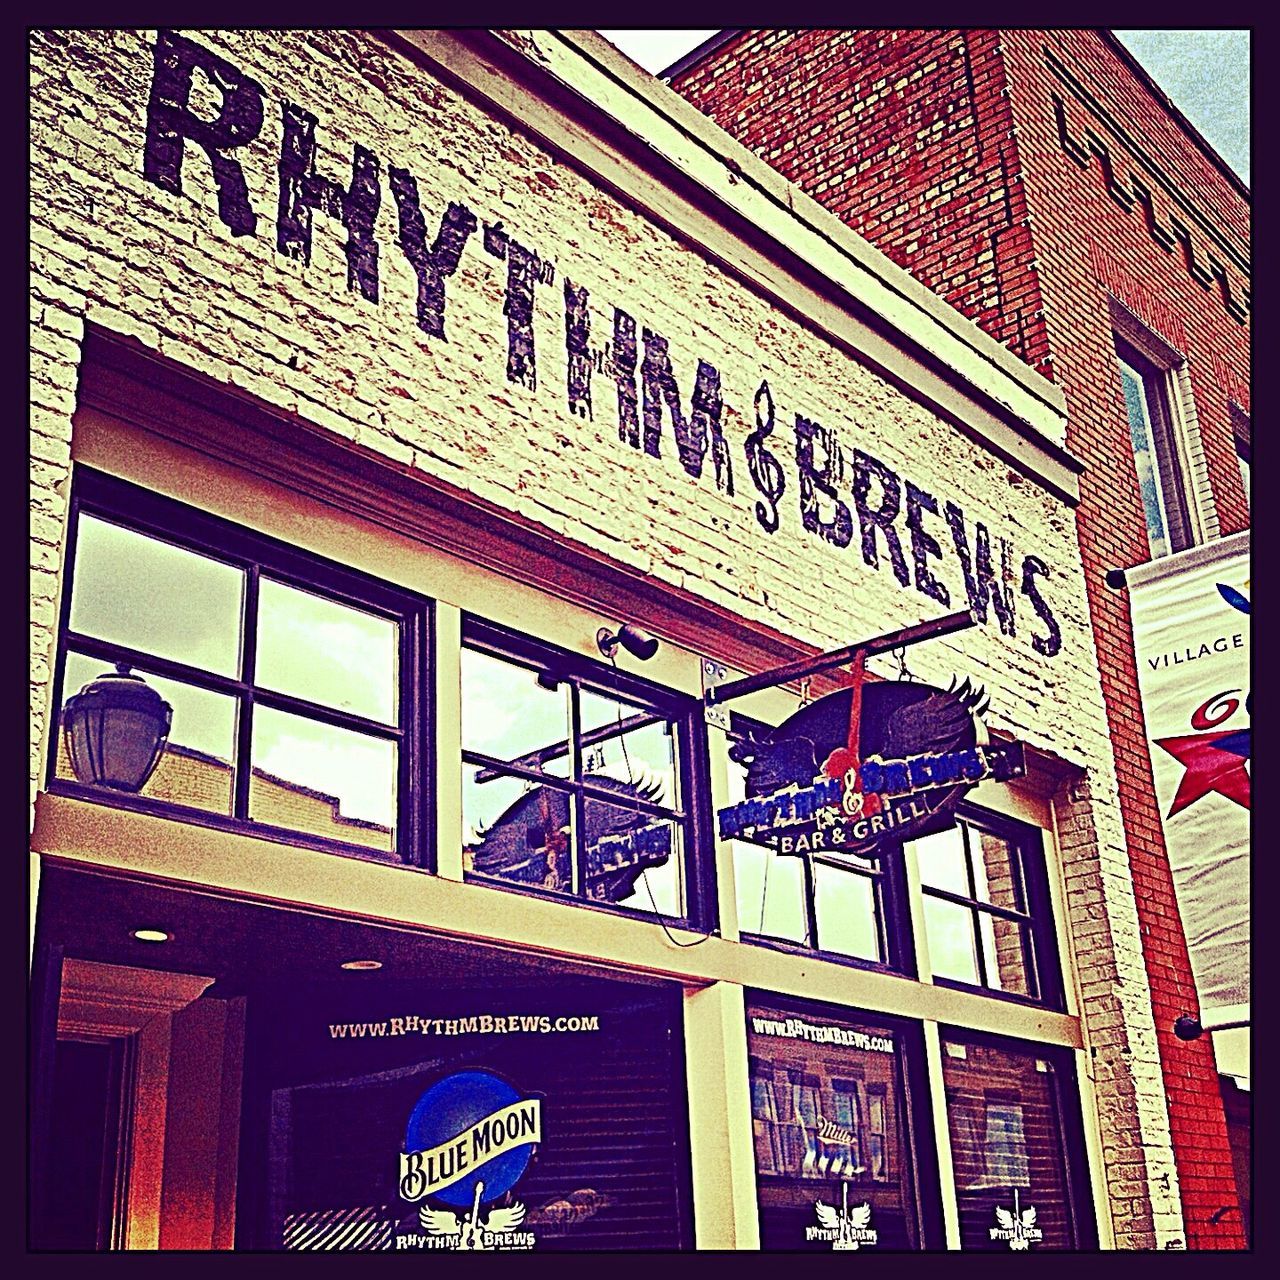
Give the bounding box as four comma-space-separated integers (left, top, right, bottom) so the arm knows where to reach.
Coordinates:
1109, 301, 1213, 558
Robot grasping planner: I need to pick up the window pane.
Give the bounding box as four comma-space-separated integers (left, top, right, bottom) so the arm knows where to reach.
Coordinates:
813, 862, 881, 961
912, 825, 969, 895
58, 651, 237, 814
725, 724, 810, 945
941, 1036, 1080, 1249
465, 767, 573, 891
734, 843, 809, 943
460, 647, 570, 775
750, 1056, 786, 1174
747, 1006, 924, 1249
978, 913, 1034, 999
69, 514, 245, 676
256, 578, 397, 724
250, 707, 396, 853
578, 689, 680, 804
583, 791, 683, 915
969, 829, 1025, 912
923, 896, 979, 984
1118, 359, 1171, 559
464, 766, 525, 852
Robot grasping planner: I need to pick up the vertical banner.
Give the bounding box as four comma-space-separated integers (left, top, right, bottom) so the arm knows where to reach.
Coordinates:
1125, 531, 1249, 1027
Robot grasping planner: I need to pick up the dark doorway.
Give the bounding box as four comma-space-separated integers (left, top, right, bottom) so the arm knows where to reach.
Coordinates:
34, 1037, 130, 1250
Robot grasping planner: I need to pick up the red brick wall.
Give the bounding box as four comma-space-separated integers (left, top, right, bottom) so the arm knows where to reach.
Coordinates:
997, 31, 1247, 1250
673, 30, 1052, 376
674, 27, 1248, 1250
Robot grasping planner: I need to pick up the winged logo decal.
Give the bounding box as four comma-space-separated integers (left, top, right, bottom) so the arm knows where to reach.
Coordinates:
807, 1186, 878, 1250
416, 1182, 529, 1250
991, 1192, 1043, 1250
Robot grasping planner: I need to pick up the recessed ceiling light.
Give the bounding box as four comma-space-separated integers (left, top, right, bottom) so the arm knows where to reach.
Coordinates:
132, 928, 172, 943
340, 959, 382, 971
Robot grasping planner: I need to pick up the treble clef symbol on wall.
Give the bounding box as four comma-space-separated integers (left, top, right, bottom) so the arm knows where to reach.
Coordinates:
746, 379, 786, 533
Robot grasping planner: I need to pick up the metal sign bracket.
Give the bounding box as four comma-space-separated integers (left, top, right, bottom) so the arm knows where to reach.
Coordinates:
702, 609, 977, 717
702, 658, 731, 731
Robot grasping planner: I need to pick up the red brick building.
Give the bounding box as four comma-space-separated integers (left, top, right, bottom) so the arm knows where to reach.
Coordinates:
669, 28, 1249, 1249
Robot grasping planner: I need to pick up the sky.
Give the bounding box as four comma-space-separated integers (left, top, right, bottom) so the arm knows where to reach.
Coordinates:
598, 29, 1250, 185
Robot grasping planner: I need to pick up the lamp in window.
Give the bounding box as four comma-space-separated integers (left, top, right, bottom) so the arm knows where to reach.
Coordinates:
63, 664, 173, 792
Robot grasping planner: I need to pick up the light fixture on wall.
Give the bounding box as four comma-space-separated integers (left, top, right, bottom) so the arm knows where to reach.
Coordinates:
131, 928, 172, 944
596, 623, 660, 662
63, 664, 173, 792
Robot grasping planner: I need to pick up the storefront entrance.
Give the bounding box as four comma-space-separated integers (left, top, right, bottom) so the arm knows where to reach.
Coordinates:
30, 865, 694, 1251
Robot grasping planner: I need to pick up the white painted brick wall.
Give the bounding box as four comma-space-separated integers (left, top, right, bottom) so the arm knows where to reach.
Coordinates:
28, 28, 1178, 1246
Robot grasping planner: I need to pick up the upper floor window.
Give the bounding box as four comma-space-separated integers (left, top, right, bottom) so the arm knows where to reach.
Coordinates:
460, 618, 711, 927
1114, 335, 1193, 558
725, 712, 910, 971
51, 470, 428, 862
911, 814, 1057, 1003
724, 714, 1060, 1005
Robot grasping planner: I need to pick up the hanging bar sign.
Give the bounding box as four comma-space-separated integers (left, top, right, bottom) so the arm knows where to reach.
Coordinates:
718, 679, 1025, 857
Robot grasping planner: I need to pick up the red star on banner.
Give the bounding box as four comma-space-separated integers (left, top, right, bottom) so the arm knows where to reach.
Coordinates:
1154, 729, 1251, 816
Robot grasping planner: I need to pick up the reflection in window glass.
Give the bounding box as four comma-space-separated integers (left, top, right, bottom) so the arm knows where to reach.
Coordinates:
250, 706, 396, 853
750, 1058, 784, 1174
464, 766, 531, 850
866, 1089, 888, 1181
726, 730, 808, 944
1119, 358, 1172, 559
923, 896, 980, 985
941, 1035, 1084, 1249
734, 843, 808, 943
461, 629, 693, 921
58, 481, 419, 863
460, 647, 570, 774
579, 689, 678, 800
913, 818, 1043, 1000
913, 825, 969, 895
973, 830, 1023, 912
465, 769, 572, 892
981, 915, 1032, 999
57, 651, 238, 814
747, 1004, 924, 1250
1232, 407, 1251, 513
583, 793, 682, 914
256, 578, 397, 724
813, 862, 881, 961
984, 1102, 1030, 1186
69, 514, 245, 677
723, 718, 889, 964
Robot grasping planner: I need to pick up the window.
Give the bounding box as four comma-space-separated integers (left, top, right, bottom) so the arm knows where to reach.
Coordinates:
940, 1033, 1094, 1249
723, 719, 1058, 998
725, 713, 907, 970
1231, 403, 1250, 511
51, 470, 428, 862
746, 999, 938, 1249
911, 813, 1058, 1004
460, 617, 709, 925
1114, 336, 1193, 558
257, 978, 694, 1251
